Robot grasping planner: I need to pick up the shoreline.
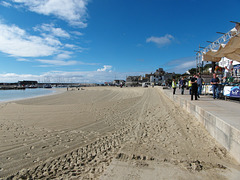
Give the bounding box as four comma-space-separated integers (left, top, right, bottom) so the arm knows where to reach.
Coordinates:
0, 88, 65, 104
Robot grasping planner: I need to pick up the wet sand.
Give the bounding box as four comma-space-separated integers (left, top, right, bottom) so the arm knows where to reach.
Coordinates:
0, 87, 239, 179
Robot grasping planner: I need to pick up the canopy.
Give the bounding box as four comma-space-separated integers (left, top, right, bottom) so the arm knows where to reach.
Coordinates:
202, 25, 240, 63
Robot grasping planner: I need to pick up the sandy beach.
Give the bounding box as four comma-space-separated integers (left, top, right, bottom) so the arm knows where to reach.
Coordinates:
0, 87, 240, 179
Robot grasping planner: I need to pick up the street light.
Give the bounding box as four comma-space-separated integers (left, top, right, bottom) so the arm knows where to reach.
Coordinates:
216, 32, 225, 35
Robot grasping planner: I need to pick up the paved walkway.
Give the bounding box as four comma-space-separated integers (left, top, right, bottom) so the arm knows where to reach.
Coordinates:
169, 87, 240, 130
157, 86, 240, 163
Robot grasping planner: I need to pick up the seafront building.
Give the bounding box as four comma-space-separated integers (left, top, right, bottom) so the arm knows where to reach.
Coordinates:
112, 80, 125, 86
125, 68, 174, 87
125, 76, 141, 86
18, 80, 38, 87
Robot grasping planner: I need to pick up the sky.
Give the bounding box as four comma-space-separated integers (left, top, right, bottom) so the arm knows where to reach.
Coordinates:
0, 0, 239, 83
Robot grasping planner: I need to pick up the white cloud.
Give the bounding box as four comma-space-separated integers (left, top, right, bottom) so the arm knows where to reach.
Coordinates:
16, 58, 30, 62
164, 57, 196, 73
11, 0, 89, 28
36, 58, 98, 67
0, 22, 59, 57
97, 65, 112, 72
0, 73, 40, 82
0, 70, 147, 83
65, 44, 77, 49
146, 34, 174, 47
1, 1, 12, 7
71, 31, 84, 36
37, 59, 78, 66
179, 61, 196, 69
64, 44, 85, 52
34, 23, 70, 38
56, 53, 72, 60
43, 35, 62, 46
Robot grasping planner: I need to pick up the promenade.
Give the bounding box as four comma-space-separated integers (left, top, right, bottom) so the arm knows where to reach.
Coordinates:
158, 86, 240, 164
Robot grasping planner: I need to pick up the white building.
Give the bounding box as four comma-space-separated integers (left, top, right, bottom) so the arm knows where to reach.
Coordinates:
218, 57, 240, 68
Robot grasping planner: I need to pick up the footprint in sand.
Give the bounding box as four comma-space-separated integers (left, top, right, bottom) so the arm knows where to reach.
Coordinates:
25, 153, 31, 158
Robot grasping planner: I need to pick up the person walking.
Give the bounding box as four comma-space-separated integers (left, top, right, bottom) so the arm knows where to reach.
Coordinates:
191, 75, 198, 100
179, 77, 186, 95
188, 78, 192, 95
197, 74, 203, 98
210, 73, 220, 99
172, 79, 177, 95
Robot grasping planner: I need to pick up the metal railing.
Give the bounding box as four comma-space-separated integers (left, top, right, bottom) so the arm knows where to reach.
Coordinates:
202, 30, 239, 54
196, 23, 240, 74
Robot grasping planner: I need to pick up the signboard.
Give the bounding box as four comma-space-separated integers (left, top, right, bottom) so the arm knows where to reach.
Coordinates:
234, 64, 240, 69
223, 86, 240, 98
202, 85, 213, 94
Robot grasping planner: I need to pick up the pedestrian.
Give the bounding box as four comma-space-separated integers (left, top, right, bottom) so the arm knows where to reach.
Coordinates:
179, 77, 186, 95
191, 74, 198, 100
178, 78, 181, 89
223, 66, 229, 82
188, 78, 192, 95
210, 73, 220, 99
229, 60, 235, 77
172, 79, 177, 95
197, 74, 203, 98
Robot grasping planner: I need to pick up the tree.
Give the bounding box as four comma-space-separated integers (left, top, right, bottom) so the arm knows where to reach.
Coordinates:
188, 68, 197, 75
202, 63, 212, 73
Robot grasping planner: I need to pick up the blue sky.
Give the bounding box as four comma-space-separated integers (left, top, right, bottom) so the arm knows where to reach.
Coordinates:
0, 0, 239, 83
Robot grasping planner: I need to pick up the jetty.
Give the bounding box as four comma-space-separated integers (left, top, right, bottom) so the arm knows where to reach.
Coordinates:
0, 86, 26, 90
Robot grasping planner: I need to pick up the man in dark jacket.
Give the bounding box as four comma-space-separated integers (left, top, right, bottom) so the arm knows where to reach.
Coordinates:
179, 77, 186, 95
191, 75, 198, 100
210, 73, 220, 99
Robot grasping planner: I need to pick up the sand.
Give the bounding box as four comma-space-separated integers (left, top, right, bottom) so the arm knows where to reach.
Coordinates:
0, 87, 239, 179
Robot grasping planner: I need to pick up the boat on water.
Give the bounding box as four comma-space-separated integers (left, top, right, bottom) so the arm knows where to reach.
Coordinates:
26, 85, 38, 88
43, 84, 52, 88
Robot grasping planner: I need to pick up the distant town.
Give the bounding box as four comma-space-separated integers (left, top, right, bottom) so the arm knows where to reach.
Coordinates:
0, 67, 174, 89
1, 61, 237, 90
0, 66, 177, 88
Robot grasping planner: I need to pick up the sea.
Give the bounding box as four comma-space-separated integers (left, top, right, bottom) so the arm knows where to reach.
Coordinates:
0, 88, 56, 102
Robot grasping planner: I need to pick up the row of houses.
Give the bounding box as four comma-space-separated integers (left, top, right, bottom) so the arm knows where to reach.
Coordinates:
124, 68, 174, 87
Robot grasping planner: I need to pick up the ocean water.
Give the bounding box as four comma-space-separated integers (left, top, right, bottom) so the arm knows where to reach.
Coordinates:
0, 88, 55, 102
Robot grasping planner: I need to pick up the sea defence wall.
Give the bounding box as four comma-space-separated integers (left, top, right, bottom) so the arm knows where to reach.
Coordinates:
157, 86, 240, 164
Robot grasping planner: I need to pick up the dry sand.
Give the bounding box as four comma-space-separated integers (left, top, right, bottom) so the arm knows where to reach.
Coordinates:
0, 87, 239, 179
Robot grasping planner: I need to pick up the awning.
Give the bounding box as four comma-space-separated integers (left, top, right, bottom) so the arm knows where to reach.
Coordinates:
202, 25, 240, 62
203, 50, 221, 62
